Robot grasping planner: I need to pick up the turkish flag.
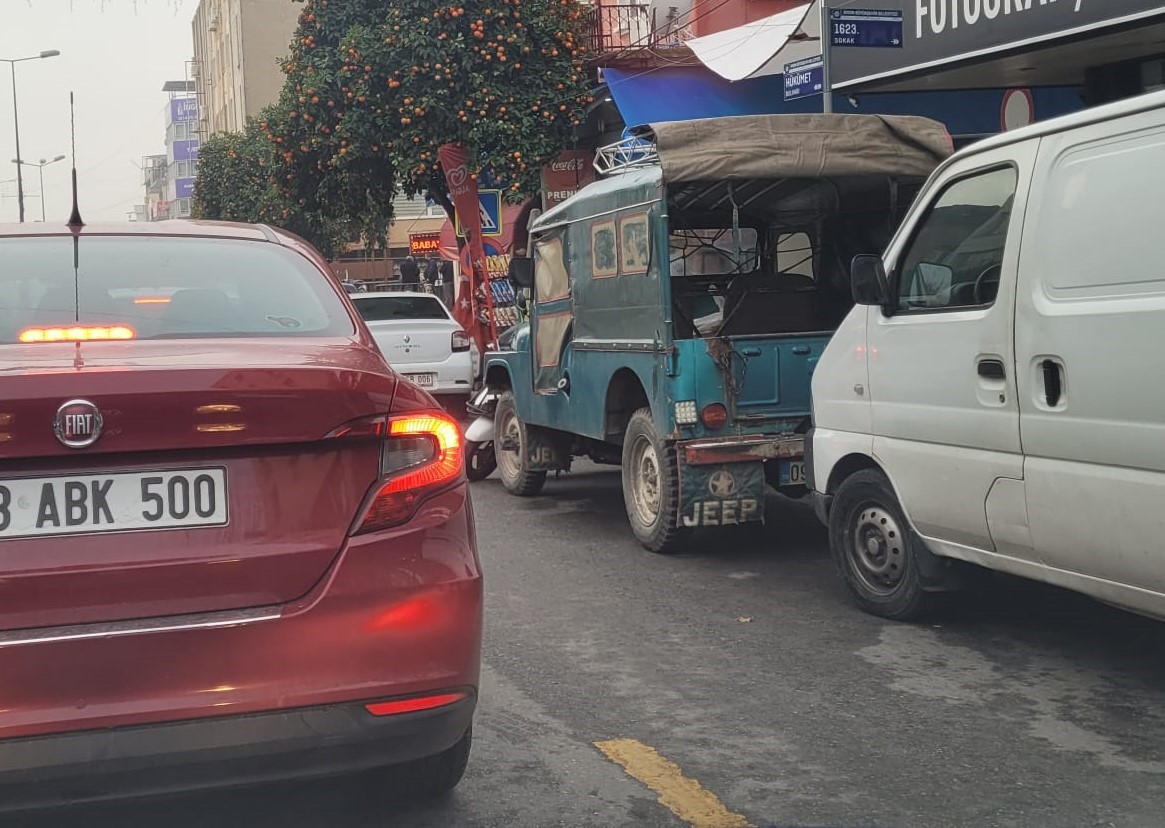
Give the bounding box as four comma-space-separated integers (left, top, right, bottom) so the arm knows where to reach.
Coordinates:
437, 143, 497, 353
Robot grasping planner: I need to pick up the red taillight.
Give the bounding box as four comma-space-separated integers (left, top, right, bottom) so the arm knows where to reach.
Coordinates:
451, 330, 471, 352
351, 411, 464, 534
18, 325, 135, 343
364, 691, 467, 717
701, 403, 728, 430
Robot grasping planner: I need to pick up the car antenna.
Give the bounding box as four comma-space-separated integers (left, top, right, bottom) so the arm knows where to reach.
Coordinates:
67, 92, 83, 229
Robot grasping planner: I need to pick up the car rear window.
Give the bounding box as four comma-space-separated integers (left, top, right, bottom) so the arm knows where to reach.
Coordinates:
0, 235, 355, 343
354, 295, 449, 321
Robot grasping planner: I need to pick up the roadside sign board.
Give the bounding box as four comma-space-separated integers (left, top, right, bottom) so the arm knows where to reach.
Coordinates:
830, 8, 904, 49
455, 190, 503, 238
784, 55, 825, 101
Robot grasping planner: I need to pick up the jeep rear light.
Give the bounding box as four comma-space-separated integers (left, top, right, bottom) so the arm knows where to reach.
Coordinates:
330, 412, 464, 534
701, 403, 728, 430
451, 330, 471, 352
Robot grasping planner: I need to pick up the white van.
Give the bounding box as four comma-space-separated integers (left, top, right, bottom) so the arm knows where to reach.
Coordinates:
808, 89, 1165, 621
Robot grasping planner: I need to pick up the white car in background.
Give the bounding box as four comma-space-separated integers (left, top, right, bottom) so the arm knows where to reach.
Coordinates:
350, 292, 477, 408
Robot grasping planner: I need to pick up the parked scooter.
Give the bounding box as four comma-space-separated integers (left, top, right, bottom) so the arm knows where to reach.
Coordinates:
465, 385, 500, 481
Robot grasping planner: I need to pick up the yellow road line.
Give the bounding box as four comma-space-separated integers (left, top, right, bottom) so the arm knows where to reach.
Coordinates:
595, 738, 753, 828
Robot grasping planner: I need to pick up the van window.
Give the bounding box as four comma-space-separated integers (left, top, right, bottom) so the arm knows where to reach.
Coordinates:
1040, 128, 1165, 297
894, 166, 1018, 312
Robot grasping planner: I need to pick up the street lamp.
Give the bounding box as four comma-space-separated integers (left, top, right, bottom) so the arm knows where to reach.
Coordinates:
1, 50, 61, 223
13, 155, 65, 221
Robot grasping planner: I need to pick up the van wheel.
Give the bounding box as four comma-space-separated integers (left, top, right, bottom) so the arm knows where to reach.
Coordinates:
494, 392, 546, 496
622, 408, 683, 554
829, 469, 932, 620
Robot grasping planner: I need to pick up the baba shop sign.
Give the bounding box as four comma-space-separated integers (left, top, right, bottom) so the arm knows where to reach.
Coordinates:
409, 232, 442, 257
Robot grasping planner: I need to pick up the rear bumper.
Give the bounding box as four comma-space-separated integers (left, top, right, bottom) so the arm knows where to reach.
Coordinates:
0, 694, 474, 810
679, 434, 804, 466
0, 484, 482, 787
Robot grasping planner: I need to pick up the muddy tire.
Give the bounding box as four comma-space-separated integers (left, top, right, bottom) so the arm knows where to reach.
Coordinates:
621, 407, 683, 554
829, 469, 932, 620
494, 392, 546, 496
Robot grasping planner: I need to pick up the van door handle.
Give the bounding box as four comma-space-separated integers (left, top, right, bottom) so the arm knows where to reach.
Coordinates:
977, 359, 1006, 380
792, 345, 811, 355
740, 347, 762, 357
1041, 359, 1064, 407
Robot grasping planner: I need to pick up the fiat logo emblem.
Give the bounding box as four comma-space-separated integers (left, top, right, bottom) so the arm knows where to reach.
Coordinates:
54, 399, 104, 449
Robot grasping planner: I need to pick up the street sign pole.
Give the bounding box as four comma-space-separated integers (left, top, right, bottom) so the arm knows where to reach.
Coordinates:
820, 1, 832, 114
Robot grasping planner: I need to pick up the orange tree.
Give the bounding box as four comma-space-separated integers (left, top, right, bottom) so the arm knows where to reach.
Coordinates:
266, 0, 593, 232
193, 108, 347, 258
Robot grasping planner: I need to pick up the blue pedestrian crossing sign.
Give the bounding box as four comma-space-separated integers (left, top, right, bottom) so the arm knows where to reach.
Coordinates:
455, 190, 504, 238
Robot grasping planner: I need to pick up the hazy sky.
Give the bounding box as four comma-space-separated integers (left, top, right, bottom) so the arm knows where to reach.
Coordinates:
1, 0, 199, 223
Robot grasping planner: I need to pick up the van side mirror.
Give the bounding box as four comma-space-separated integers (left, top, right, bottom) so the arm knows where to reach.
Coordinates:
851, 255, 889, 306
508, 257, 534, 290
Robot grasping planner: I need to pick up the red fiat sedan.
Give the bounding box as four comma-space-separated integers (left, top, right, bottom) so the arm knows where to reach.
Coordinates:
0, 222, 482, 809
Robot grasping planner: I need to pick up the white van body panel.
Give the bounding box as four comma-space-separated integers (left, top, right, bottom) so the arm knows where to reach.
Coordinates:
1015, 105, 1165, 596
812, 88, 1165, 620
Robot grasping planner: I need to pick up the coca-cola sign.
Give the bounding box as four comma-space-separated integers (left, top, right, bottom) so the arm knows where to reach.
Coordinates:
542, 150, 596, 209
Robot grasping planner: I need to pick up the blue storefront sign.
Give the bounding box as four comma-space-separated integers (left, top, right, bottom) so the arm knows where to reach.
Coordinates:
170, 97, 198, 123
830, 9, 903, 49
784, 55, 824, 101
175, 178, 195, 199
172, 139, 200, 163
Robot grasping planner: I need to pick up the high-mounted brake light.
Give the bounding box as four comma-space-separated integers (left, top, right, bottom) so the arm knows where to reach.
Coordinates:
18, 325, 135, 343
338, 411, 464, 534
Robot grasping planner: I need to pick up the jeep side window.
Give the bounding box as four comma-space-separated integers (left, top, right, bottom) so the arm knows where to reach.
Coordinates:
534, 235, 569, 304
895, 166, 1018, 312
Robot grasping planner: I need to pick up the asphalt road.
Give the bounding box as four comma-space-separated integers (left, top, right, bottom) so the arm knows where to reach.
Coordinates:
13, 463, 1165, 828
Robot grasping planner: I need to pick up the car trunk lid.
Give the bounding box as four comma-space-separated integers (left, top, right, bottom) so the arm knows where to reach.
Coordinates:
366, 320, 457, 366
0, 339, 395, 631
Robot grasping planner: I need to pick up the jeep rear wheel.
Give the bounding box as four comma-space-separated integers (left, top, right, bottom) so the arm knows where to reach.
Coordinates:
622, 408, 683, 554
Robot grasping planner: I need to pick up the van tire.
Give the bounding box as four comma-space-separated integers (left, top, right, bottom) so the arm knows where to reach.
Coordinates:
829, 469, 932, 620
495, 392, 547, 496
622, 408, 683, 554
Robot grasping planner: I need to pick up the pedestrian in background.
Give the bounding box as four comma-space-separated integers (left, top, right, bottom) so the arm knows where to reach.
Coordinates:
400, 255, 420, 289
424, 256, 440, 289
439, 259, 455, 308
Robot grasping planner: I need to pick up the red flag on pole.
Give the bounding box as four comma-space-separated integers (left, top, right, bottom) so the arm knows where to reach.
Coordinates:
437, 143, 498, 353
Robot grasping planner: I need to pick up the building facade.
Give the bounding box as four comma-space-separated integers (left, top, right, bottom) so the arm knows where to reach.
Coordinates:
191, 0, 300, 137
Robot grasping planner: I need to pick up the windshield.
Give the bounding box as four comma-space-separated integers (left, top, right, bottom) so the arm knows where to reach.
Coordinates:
0, 236, 354, 343
353, 294, 450, 321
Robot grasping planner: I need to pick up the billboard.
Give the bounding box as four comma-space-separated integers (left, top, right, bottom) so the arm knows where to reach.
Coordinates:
541, 150, 596, 209
175, 178, 195, 199
832, 0, 1165, 88
172, 139, 200, 163
170, 97, 198, 123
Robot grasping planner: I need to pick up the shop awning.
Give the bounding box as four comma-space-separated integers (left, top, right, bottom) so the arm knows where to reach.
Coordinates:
686, 1, 819, 83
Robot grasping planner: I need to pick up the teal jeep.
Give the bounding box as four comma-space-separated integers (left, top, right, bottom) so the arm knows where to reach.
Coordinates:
485, 114, 950, 552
